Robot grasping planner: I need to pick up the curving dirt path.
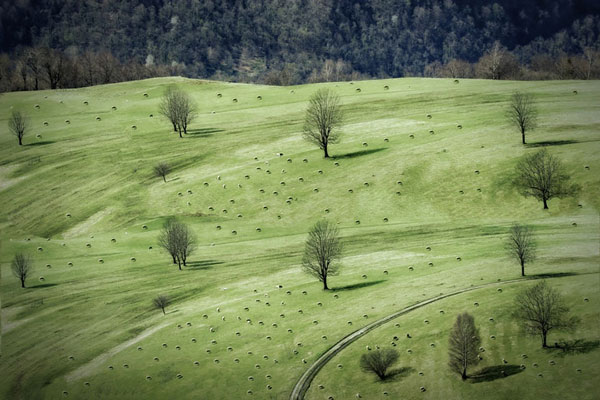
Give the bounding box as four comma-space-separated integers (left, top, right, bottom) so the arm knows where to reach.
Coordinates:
289, 278, 529, 400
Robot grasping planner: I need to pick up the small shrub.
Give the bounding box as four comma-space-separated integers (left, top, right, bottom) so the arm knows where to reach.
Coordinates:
360, 348, 399, 380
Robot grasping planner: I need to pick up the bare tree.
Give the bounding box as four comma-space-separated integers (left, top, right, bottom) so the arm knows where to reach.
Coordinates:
174, 89, 197, 135
153, 295, 170, 315
582, 47, 599, 80
79, 51, 98, 87
303, 88, 343, 158
158, 218, 179, 267
25, 48, 43, 90
159, 87, 179, 133
302, 220, 342, 290
8, 110, 29, 146
513, 280, 579, 348
506, 224, 536, 276
448, 312, 481, 380
96, 51, 120, 84
442, 59, 473, 78
476, 41, 520, 80
158, 87, 197, 137
360, 348, 399, 380
514, 149, 578, 209
15, 58, 28, 90
40, 48, 66, 89
153, 162, 171, 183
506, 92, 538, 145
11, 253, 32, 288
158, 219, 196, 269
173, 222, 196, 267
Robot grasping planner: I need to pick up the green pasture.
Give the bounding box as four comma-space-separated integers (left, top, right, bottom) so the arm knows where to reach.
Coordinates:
0, 77, 598, 399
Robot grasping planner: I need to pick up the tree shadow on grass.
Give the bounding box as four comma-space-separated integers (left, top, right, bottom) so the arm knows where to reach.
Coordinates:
383, 366, 415, 382
27, 141, 55, 146
187, 128, 224, 137
530, 272, 578, 279
469, 365, 524, 383
331, 280, 385, 292
186, 260, 224, 270
332, 148, 386, 159
29, 283, 58, 289
550, 339, 600, 357
526, 140, 578, 148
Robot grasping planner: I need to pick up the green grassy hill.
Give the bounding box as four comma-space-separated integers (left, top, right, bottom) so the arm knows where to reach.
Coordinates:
0, 77, 598, 399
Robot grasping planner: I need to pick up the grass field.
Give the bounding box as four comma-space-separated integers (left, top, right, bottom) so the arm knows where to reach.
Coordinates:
0, 77, 598, 399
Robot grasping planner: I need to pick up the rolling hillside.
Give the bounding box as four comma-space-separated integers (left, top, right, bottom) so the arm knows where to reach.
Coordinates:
0, 77, 598, 399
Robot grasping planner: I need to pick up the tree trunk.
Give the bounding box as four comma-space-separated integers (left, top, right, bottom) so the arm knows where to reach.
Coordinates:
172, 254, 177, 264
543, 197, 548, 209
162, 307, 166, 315
21, 278, 25, 288
521, 128, 526, 144
322, 275, 329, 290
521, 260, 525, 276
163, 175, 166, 183
177, 258, 182, 270
323, 144, 329, 158
18, 136, 23, 146
542, 331, 548, 348
172, 122, 177, 132
461, 368, 467, 380
178, 126, 183, 138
